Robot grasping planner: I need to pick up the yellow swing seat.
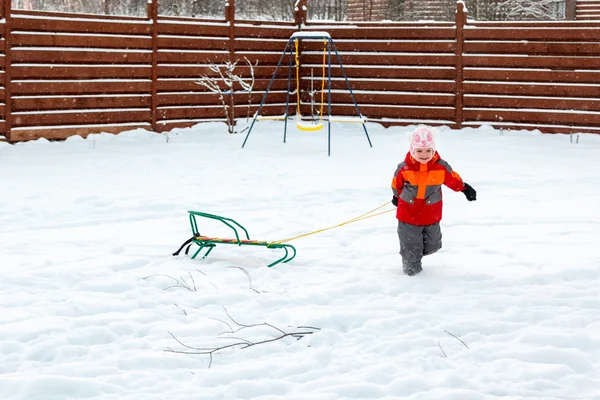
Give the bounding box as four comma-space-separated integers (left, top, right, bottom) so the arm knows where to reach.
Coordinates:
296, 119, 324, 131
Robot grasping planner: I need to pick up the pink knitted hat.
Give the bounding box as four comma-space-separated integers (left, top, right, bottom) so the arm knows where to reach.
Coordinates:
408, 126, 436, 155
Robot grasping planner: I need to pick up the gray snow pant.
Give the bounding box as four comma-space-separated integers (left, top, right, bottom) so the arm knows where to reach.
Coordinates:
397, 221, 442, 274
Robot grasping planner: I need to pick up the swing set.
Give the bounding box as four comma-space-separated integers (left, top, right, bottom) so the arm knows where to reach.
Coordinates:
241, 31, 372, 156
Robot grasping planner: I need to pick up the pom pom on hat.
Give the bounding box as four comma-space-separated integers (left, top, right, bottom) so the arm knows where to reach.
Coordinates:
407, 126, 436, 155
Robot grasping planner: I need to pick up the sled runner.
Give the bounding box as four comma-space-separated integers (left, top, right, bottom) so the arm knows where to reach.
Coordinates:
173, 211, 297, 268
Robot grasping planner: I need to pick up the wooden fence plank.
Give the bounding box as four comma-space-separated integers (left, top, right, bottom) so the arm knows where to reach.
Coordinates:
157, 78, 291, 92
11, 16, 152, 35
12, 9, 148, 21
232, 53, 293, 65
301, 27, 456, 40
235, 25, 298, 39
12, 49, 152, 64
234, 39, 291, 52
464, 27, 600, 41
158, 91, 289, 106
157, 106, 228, 120
469, 21, 600, 28
158, 21, 229, 36
464, 41, 600, 55
339, 66, 456, 80
302, 40, 456, 53
464, 82, 600, 98
301, 92, 455, 106
302, 53, 456, 66
11, 33, 151, 49
12, 81, 151, 95
336, 104, 455, 120
13, 95, 150, 111
158, 36, 229, 51
157, 61, 293, 79
318, 79, 456, 93
464, 55, 600, 69
12, 109, 151, 127
464, 95, 600, 111
12, 65, 152, 79
157, 51, 229, 64
157, 92, 224, 106
464, 68, 600, 84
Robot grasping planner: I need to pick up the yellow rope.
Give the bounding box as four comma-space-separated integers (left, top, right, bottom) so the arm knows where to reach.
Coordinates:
269, 201, 395, 245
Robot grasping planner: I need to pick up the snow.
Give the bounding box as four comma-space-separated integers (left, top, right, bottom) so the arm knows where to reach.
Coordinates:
1, 121, 600, 400
291, 32, 331, 38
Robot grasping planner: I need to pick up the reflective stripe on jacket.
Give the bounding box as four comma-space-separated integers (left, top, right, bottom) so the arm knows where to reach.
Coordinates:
391, 151, 464, 226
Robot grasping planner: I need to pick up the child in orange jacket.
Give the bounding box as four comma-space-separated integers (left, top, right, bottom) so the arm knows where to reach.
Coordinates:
391, 126, 476, 276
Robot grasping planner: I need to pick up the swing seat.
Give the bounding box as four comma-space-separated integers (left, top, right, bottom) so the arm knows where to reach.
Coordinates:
172, 211, 296, 268
296, 120, 324, 131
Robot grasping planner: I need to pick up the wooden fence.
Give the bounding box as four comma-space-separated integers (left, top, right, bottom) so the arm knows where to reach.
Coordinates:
577, 0, 600, 20
1, 0, 600, 142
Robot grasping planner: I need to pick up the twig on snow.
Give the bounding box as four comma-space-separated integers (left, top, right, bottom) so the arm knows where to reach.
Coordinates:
444, 330, 469, 349
165, 306, 320, 368
438, 340, 447, 358
226, 265, 259, 293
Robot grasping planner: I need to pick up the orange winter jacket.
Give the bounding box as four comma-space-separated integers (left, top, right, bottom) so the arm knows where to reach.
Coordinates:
391, 151, 465, 226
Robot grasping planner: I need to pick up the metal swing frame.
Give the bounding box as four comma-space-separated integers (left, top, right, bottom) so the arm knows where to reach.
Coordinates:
241, 32, 372, 156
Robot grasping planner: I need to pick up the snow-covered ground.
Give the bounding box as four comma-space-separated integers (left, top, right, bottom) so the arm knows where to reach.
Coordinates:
1, 122, 599, 400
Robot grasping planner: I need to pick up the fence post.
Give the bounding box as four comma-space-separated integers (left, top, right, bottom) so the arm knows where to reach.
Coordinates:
295, 0, 307, 28
3, 0, 12, 141
149, 0, 158, 132
226, 0, 236, 130
455, 1, 466, 130
565, 0, 577, 20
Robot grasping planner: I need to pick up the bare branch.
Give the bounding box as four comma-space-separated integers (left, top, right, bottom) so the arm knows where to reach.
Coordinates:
207, 316, 234, 333
222, 305, 249, 328
188, 272, 197, 291
444, 330, 470, 349
166, 310, 320, 368
438, 340, 447, 357
226, 265, 259, 293
174, 303, 188, 316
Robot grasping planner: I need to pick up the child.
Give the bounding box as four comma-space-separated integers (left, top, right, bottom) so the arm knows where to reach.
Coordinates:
391, 126, 476, 276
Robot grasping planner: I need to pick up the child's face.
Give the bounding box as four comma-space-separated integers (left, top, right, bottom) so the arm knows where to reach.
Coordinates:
413, 148, 434, 164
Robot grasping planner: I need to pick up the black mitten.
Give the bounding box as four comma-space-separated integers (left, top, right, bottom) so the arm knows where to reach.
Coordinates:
462, 183, 477, 201
391, 196, 398, 206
